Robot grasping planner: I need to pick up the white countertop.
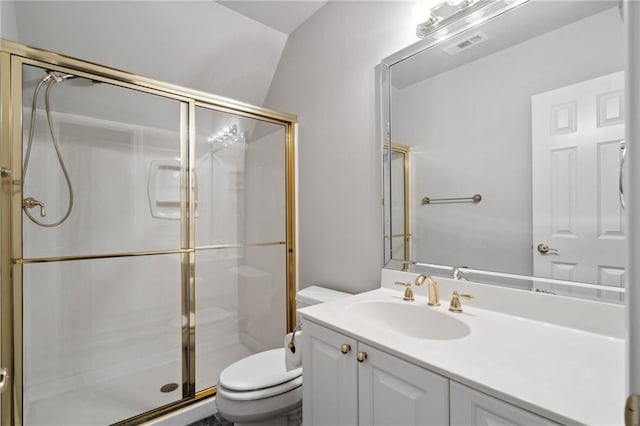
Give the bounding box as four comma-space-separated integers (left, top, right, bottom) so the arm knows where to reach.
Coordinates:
298, 288, 625, 425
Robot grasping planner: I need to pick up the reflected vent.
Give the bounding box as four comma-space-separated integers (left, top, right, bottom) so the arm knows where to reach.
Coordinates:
443, 31, 489, 56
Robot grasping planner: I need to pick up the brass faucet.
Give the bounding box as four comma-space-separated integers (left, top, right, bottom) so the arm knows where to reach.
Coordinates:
23, 197, 46, 217
415, 274, 440, 306
449, 291, 474, 313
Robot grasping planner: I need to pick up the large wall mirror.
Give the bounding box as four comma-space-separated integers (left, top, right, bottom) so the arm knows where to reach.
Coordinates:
382, 0, 626, 303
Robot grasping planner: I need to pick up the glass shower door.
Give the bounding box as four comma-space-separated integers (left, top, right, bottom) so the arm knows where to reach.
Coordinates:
20, 63, 188, 425
193, 106, 288, 392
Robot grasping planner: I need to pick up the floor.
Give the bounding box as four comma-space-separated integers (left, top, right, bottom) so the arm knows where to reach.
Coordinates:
187, 413, 233, 426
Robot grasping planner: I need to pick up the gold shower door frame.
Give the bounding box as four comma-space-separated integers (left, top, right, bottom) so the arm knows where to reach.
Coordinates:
0, 39, 298, 426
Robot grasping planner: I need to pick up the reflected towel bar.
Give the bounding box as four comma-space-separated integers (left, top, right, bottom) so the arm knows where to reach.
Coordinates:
421, 194, 482, 205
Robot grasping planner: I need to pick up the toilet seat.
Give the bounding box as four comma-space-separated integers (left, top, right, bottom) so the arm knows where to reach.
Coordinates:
218, 348, 302, 399
218, 375, 302, 401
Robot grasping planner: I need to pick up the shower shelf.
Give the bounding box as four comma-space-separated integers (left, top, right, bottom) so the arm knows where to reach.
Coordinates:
147, 160, 198, 219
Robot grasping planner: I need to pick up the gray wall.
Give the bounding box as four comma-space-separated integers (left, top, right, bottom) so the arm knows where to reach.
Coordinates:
392, 8, 624, 277
0, 0, 18, 41
264, 2, 416, 294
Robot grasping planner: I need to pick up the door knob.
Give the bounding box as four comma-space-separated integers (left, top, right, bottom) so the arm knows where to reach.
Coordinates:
340, 344, 351, 354
537, 243, 558, 255
356, 351, 368, 363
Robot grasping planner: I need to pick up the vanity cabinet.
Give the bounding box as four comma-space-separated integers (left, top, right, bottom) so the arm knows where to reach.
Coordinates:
302, 320, 358, 425
358, 342, 449, 425
302, 319, 558, 426
450, 382, 559, 426
302, 319, 449, 426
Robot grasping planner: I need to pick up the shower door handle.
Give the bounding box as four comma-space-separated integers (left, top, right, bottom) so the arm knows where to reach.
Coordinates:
0, 367, 8, 393
0, 168, 11, 178
620, 141, 626, 209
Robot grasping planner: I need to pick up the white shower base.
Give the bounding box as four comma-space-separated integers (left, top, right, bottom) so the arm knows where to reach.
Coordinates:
24, 342, 253, 426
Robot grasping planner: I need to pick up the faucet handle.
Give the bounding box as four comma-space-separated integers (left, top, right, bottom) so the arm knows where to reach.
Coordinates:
449, 291, 474, 313
23, 197, 46, 217
394, 281, 415, 301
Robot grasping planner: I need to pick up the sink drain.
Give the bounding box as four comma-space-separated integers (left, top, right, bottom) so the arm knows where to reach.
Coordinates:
160, 383, 179, 393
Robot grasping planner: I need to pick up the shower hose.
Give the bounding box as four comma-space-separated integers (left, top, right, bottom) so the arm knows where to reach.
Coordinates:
22, 72, 74, 227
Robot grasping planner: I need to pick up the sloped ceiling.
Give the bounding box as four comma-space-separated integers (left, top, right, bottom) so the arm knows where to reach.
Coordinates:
12, 1, 289, 107
217, 1, 327, 35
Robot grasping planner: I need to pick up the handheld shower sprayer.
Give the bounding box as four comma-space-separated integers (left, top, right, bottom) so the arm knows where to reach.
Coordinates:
22, 70, 75, 227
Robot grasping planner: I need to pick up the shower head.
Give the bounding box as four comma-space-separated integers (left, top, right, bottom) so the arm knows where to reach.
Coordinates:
43, 70, 100, 86
44, 70, 74, 83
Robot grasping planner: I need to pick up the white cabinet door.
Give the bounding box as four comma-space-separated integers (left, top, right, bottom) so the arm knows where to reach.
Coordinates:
301, 319, 358, 426
450, 382, 560, 426
358, 343, 449, 426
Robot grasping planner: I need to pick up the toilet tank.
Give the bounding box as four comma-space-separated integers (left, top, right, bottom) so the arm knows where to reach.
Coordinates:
296, 285, 350, 309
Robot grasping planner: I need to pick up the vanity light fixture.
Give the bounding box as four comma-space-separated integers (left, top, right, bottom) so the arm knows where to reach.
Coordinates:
433, 28, 450, 41
412, 0, 440, 29
412, 0, 530, 40
413, 0, 478, 37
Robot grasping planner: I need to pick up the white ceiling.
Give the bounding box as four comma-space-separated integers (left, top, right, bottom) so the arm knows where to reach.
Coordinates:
217, 1, 327, 35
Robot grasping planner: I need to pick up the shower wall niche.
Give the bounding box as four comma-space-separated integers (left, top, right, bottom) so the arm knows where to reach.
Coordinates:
0, 43, 297, 426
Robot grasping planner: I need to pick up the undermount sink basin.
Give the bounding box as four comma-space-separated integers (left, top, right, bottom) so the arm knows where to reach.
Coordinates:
347, 300, 470, 340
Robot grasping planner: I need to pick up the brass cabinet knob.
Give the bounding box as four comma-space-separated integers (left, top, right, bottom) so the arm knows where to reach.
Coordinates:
356, 351, 368, 363
340, 344, 351, 354
626, 394, 640, 426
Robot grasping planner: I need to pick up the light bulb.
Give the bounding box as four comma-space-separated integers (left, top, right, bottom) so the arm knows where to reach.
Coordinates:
412, 0, 441, 26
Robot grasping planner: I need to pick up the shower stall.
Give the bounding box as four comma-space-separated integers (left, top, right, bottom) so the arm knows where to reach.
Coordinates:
0, 40, 298, 425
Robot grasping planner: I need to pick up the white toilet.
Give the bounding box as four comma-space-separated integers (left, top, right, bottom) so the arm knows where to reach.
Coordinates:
215, 286, 349, 426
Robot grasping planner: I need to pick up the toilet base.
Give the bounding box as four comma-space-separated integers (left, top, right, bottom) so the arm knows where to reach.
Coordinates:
216, 384, 302, 426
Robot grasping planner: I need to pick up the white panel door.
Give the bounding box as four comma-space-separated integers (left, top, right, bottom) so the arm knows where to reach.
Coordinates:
301, 319, 358, 426
532, 71, 625, 299
358, 343, 449, 426
450, 382, 560, 426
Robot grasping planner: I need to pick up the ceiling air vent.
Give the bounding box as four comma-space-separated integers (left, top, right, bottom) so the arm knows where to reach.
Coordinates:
442, 31, 489, 56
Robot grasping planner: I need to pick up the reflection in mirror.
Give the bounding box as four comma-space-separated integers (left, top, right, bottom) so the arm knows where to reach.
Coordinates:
384, 144, 411, 263
384, 1, 625, 302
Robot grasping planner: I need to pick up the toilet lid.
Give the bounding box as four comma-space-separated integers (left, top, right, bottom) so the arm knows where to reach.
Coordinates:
219, 348, 302, 392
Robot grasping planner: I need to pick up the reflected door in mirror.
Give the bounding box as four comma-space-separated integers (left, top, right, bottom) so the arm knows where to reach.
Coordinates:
532, 71, 625, 300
